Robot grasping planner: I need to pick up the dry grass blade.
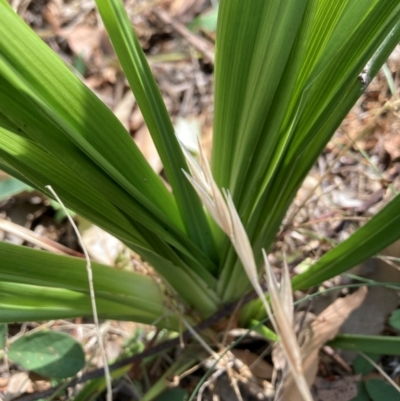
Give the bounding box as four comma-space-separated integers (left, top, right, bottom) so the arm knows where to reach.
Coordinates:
280, 287, 368, 400
359, 351, 400, 394
263, 252, 312, 401
182, 143, 313, 401
45, 185, 113, 401
0, 217, 84, 258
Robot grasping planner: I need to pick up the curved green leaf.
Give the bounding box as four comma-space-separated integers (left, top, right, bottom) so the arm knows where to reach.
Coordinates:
292, 195, 400, 291
95, 0, 218, 262
329, 334, 400, 356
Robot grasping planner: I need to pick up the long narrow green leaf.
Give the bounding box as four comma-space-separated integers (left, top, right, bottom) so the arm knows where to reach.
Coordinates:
212, 0, 308, 195
0, 118, 221, 312
215, 0, 317, 299
291, 195, 400, 291
248, 3, 400, 253
0, 1, 180, 228
0, 241, 170, 317
248, 195, 400, 321
95, 0, 218, 261
0, 282, 152, 323
0, 236, 220, 321
216, 0, 400, 301
328, 334, 400, 355
137, 246, 220, 316
0, 111, 217, 274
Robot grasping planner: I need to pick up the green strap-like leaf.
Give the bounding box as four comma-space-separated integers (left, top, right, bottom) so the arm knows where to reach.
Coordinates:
0, 111, 217, 272
0, 241, 167, 318
213, 0, 400, 301
248, 3, 400, 253
328, 334, 400, 355
291, 195, 400, 291
0, 1, 181, 228
95, 0, 218, 261
0, 281, 170, 325
212, 0, 308, 195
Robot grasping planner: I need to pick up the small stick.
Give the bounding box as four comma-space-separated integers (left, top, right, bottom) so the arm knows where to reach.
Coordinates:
154, 9, 215, 63
45, 186, 112, 401
0, 217, 84, 258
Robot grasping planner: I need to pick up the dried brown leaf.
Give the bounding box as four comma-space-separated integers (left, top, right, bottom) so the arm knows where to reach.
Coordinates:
62, 25, 102, 60
232, 349, 274, 380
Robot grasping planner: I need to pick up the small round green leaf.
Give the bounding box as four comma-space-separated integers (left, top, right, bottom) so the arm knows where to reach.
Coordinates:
389, 309, 400, 331
365, 379, 400, 401
353, 353, 380, 376
8, 330, 85, 378
350, 381, 371, 401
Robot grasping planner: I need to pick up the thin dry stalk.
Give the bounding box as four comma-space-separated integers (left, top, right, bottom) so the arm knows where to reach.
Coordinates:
45, 185, 112, 401
263, 252, 311, 401
279, 287, 367, 400
359, 352, 400, 394
182, 144, 313, 401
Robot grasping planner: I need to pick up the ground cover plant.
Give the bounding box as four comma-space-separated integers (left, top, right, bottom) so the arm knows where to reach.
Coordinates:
1, 0, 400, 399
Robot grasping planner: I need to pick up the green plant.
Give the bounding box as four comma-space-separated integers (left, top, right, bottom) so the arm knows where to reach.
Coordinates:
1, 0, 400, 393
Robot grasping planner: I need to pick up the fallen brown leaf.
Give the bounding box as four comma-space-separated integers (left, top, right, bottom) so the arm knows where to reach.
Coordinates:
383, 131, 400, 161
61, 25, 102, 60
311, 375, 360, 401
232, 349, 274, 380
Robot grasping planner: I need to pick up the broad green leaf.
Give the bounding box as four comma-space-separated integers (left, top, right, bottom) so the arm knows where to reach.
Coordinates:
0, 1, 220, 275
365, 379, 400, 401
351, 382, 372, 401
8, 331, 85, 379
214, 0, 400, 301
212, 0, 308, 193
213, 0, 310, 299
248, 6, 400, 253
389, 309, 400, 331
0, 115, 217, 281
95, 0, 218, 261
0, 240, 218, 323
328, 334, 400, 355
